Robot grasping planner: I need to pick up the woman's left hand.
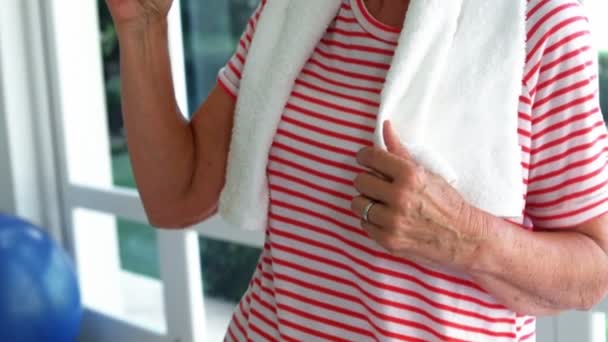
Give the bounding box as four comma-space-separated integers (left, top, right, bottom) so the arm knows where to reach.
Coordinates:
352, 120, 486, 271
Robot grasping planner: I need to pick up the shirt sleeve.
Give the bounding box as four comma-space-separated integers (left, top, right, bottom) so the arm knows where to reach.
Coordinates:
217, 0, 267, 99
523, 0, 608, 228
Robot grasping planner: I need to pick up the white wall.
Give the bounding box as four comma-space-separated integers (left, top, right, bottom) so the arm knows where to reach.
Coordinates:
0, 0, 41, 222
0, 50, 17, 215
0, 0, 64, 240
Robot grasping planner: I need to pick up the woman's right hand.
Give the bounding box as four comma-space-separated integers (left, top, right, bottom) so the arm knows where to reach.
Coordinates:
105, 0, 174, 31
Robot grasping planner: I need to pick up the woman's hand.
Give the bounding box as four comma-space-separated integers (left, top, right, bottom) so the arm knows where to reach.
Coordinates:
105, 0, 174, 31
352, 121, 487, 271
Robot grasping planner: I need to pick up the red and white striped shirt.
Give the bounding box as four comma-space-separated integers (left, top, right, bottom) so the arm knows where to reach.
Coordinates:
218, 0, 608, 340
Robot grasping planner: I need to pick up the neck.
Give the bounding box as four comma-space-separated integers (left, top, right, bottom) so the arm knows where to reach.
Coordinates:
364, 0, 410, 28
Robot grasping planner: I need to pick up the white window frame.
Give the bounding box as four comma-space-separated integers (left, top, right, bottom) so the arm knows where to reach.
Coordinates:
1, 0, 607, 341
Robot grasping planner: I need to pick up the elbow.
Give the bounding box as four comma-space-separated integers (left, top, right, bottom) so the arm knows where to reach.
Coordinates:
144, 200, 218, 229
532, 284, 608, 314
510, 300, 564, 317
147, 215, 192, 230
579, 302, 595, 312
578, 297, 600, 312
146, 210, 190, 230
574, 267, 608, 311
578, 284, 608, 312
516, 307, 562, 317
140, 184, 221, 229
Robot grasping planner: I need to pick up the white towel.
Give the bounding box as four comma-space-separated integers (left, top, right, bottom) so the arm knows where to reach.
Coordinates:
218, 0, 527, 232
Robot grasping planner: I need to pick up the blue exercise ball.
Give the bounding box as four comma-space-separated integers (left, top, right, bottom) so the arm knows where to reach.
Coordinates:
0, 214, 82, 342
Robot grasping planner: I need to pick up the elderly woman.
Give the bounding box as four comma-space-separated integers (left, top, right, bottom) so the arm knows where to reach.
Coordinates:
106, 0, 608, 340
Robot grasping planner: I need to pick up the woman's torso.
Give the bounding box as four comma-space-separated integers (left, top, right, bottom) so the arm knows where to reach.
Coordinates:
224, 1, 534, 340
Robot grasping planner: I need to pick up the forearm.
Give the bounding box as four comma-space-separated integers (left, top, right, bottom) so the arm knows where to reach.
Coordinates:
468, 210, 608, 315
353, 122, 608, 315
117, 22, 196, 209
471, 268, 563, 316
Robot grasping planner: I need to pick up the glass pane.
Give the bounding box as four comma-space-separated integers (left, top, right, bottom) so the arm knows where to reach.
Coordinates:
199, 237, 260, 302
117, 218, 160, 279
72, 208, 165, 333
181, 0, 258, 111
199, 237, 261, 341
97, 0, 136, 189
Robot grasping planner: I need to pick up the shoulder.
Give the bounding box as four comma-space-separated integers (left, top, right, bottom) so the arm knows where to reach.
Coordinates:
525, 0, 589, 44
524, 0, 593, 87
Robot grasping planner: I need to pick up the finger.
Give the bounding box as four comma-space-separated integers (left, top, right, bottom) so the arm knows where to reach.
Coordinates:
357, 147, 407, 180
351, 195, 395, 228
383, 120, 412, 159
369, 169, 391, 182
353, 172, 395, 204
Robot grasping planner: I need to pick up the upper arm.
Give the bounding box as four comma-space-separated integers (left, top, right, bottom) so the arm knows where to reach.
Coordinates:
174, 2, 265, 224
175, 85, 236, 224
523, 0, 608, 229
